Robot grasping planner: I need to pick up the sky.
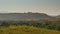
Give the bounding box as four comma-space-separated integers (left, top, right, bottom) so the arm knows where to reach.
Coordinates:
0, 0, 60, 16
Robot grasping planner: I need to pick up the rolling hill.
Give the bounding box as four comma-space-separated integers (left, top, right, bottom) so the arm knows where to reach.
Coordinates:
0, 13, 51, 21
0, 13, 53, 21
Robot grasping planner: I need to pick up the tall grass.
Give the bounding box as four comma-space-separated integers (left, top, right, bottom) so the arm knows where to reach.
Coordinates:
0, 26, 60, 34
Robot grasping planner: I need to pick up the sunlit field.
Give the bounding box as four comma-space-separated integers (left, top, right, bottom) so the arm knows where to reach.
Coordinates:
0, 26, 60, 34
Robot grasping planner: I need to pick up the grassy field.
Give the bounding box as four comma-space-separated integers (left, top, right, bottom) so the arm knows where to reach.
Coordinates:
0, 26, 60, 34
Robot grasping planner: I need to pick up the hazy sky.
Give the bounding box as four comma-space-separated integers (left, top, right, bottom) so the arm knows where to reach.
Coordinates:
0, 0, 60, 16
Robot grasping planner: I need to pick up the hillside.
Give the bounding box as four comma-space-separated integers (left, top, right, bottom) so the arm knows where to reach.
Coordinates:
0, 26, 60, 34
55, 15, 60, 18
0, 13, 52, 21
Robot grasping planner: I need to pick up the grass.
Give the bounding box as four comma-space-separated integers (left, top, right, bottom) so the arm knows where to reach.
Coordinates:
0, 26, 60, 34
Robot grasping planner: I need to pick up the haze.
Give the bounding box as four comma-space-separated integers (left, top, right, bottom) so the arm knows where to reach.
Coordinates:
0, 0, 60, 16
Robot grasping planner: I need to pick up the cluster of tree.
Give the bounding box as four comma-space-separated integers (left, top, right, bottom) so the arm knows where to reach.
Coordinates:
0, 20, 60, 31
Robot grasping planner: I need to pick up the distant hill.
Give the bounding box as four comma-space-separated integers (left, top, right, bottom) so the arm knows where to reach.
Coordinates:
55, 15, 60, 18
54, 15, 60, 20
0, 13, 58, 21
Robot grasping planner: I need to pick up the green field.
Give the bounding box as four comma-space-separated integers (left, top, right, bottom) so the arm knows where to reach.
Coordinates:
0, 26, 60, 34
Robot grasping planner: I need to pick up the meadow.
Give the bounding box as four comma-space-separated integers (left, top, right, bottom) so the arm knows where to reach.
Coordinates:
0, 26, 60, 34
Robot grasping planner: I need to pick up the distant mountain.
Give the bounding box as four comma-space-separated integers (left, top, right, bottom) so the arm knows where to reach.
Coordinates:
55, 15, 60, 18
54, 15, 60, 20
0, 13, 55, 21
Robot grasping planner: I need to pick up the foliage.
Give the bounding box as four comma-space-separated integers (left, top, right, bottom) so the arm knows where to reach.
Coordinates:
0, 20, 60, 31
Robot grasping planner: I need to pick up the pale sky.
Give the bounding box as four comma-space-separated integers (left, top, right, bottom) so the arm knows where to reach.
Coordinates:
0, 0, 60, 16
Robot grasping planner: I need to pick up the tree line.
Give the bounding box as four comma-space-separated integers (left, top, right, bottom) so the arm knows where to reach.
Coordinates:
0, 20, 60, 31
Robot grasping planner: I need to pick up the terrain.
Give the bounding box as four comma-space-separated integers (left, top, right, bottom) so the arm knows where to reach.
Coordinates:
0, 26, 60, 34
0, 13, 60, 34
0, 13, 59, 21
